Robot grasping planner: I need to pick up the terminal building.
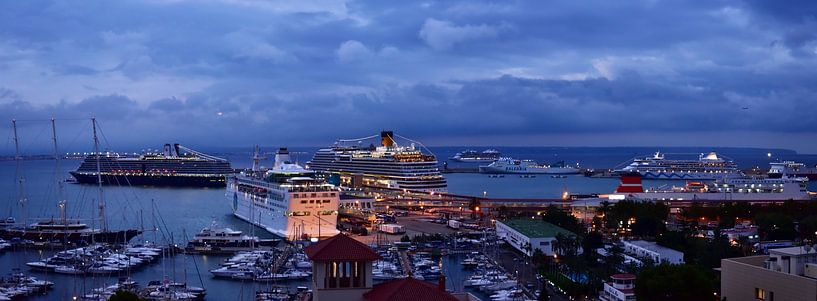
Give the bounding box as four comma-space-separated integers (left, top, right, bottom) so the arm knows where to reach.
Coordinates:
496, 219, 576, 256
622, 240, 684, 265
721, 246, 817, 301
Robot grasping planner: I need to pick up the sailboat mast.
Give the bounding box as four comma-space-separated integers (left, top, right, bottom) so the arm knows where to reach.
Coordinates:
51, 118, 66, 223
12, 119, 27, 225
92, 118, 107, 231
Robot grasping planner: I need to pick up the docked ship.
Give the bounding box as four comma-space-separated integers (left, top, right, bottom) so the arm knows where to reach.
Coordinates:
0, 219, 140, 245
70, 143, 233, 187
611, 172, 812, 202
228, 147, 340, 240
185, 222, 279, 254
479, 158, 580, 174
768, 161, 817, 180
308, 131, 447, 192
615, 151, 743, 180
451, 149, 501, 163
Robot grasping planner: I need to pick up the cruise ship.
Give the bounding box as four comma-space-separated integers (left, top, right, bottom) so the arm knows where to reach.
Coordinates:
450, 149, 501, 163
71, 144, 233, 187
611, 172, 812, 201
479, 158, 580, 174
615, 151, 742, 180
228, 147, 339, 240
308, 131, 447, 192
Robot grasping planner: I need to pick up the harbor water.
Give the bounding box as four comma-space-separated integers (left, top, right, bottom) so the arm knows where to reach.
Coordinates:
2, 146, 817, 300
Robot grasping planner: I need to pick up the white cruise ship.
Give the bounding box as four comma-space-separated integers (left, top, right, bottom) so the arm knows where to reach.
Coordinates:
611, 172, 812, 201
451, 149, 501, 163
308, 131, 447, 192
227, 147, 340, 240
615, 151, 743, 180
478, 157, 580, 174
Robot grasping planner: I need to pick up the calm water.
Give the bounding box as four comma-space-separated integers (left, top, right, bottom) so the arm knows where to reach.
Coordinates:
2, 146, 817, 300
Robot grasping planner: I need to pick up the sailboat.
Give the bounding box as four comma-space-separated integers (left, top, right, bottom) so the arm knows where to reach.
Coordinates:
0, 118, 140, 245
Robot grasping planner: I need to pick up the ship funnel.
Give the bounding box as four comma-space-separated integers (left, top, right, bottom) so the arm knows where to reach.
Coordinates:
381, 131, 395, 147
173, 143, 181, 157
273, 147, 291, 170
163, 144, 172, 157
615, 172, 644, 193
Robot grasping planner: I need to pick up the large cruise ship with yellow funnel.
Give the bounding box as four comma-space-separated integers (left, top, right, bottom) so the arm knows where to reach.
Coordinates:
308, 131, 447, 192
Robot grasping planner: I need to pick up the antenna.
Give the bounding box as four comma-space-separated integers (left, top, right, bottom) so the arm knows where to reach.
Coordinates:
92, 118, 107, 231
12, 119, 26, 226
51, 118, 67, 224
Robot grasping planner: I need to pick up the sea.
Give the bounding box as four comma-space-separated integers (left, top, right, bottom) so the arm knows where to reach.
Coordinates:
1, 146, 816, 300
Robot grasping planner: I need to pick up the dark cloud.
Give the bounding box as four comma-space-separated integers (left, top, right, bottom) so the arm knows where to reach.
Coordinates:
0, 0, 816, 152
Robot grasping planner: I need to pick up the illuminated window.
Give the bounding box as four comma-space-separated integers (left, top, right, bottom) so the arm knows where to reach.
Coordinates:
755, 288, 765, 300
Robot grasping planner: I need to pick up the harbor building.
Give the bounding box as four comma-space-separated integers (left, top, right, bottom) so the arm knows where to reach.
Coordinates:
622, 240, 684, 265
599, 274, 637, 301
721, 246, 817, 301
496, 219, 576, 256
306, 234, 479, 301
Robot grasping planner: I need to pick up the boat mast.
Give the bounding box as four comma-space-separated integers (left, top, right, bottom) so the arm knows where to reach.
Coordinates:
51, 118, 67, 224
12, 119, 27, 225
92, 118, 107, 231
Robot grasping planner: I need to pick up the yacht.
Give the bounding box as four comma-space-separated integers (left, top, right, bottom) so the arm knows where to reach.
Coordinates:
308, 131, 447, 192
185, 222, 278, 254
228, 147, 340, 240
479, 158, 580, 174
451, 149, 501, 163
615, 151, 743, 179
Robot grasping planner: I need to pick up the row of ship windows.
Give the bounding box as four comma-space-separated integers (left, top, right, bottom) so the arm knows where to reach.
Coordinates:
300, 200, 333, 204
292, 193, 336, 198
291, 211, 337, 216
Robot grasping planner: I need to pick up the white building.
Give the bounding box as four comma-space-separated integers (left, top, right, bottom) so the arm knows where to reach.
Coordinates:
622, 240, 684, 265
600, 274, 636, 301
722, 246, 817, 301
496, 219, 576, 256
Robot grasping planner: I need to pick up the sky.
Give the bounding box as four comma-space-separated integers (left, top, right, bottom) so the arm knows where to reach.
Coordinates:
1, 0, 816, 153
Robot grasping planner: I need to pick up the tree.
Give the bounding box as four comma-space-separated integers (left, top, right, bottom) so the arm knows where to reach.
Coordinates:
400, 234, 411, 242
635, 264, 715, 301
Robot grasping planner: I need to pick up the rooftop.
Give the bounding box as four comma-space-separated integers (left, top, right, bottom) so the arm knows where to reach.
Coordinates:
499, 219, 574, 238
305, 233, 381, 261
363, 278, 459, 301
769, 245, 817, 257
624, 240, 683, 255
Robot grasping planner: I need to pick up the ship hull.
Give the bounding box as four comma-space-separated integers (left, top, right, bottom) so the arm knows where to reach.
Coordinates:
0, 229, 141, 245
71, 172, 227, 187
479, 166, 580, 174
631, 171, 743, 180
629, 192, 812, 202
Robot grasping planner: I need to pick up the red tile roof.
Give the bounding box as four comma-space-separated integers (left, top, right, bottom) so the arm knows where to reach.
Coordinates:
305, 234, 381, 261
610, 273, 636, 280
363, 278, 459, 301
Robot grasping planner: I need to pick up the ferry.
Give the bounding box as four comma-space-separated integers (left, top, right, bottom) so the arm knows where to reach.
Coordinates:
610, 172, 812, 202
308, 131, 447, 192
451, 149, 501, 163
185, 222, 279, 254
71, 143, 233, 187
768, 161, 817, 180
479, 158, 580, 174
228, 147, 340, 240
615, 151, 742, 180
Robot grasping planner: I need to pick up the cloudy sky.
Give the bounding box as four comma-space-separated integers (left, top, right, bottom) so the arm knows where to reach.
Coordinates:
1, 0, 816, 153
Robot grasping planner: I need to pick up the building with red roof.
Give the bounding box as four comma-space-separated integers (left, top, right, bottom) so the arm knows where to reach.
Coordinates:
600, 274, 636, 301
305, 234, 479, 301
363, 277, 459, 301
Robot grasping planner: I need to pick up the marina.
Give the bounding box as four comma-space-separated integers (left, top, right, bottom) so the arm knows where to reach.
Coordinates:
1, 142, 817, 300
